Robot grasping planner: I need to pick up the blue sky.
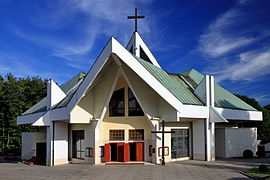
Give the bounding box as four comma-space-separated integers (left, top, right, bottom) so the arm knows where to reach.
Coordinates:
0, 0, 270, 105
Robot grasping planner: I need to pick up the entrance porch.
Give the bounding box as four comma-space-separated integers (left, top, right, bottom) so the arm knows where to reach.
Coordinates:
104, 142, 144, 163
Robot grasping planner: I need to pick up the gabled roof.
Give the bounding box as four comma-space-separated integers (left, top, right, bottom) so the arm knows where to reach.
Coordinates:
180, 69, 256, 111
22, 72, 86, 115
126, 32, 161, 68
21, 34, 256, 118
134, 56, 202, 105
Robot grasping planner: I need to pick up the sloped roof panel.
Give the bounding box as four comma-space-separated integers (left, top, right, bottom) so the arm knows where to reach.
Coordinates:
134, 57, 202, 105
181, 69, 257, 111
21, 72, 86, 115
22, 97, 47, 115
214, 84, 256, 111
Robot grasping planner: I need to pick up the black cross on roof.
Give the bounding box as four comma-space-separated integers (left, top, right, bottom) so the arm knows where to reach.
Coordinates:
127, 8, 145, 32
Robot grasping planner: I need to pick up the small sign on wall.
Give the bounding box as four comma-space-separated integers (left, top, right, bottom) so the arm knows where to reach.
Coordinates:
158, 147, 169, 156
99, 146, 104, 157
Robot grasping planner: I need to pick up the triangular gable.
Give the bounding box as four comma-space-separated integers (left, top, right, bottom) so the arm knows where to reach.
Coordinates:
209, 106, 228, 123
67, 37, 183, 114
194, 76, 208, 105
182, 69, 257, 111
126, 32, 161, 68
47, 79, 66, 109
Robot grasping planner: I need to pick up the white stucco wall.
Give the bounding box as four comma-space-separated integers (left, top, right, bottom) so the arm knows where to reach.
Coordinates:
69, 123, 96, 164
215, 128, 225, 157
70, 58, 119, 124
21, 131, 46, 160
54, 122, 68, 165
192, 119, 205, 160
215, 128, 259, 158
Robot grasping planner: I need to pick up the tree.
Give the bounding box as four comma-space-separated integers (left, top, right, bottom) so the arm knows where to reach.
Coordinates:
0, 73, 47, 155
260, 106, 270, 142
235, 94, 270, 142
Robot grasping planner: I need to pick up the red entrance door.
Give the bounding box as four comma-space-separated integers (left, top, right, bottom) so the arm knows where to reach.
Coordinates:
117, 143, 124, 162
104, 142, 143, 162
104, 144, 110, 162
136, 142, 144, 161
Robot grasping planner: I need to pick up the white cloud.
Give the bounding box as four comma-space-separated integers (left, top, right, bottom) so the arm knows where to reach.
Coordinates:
12, 0, 153, 68
199, 0, 270, 83
0, 51, 70, 83
198, 1, 269, 58
213, 48, 270, 82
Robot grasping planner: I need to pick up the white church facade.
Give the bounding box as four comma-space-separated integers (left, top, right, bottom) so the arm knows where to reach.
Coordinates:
17, 29, 263, 166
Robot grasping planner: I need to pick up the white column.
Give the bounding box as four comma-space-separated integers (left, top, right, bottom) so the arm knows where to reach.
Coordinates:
209, 75, 215, 161
204, 75, 211, 161
46, 123, 52, 166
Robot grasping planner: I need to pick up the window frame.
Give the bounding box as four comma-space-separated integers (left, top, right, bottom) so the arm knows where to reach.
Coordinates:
128, 129, 144, 141
109, 129, 125, 141
128, 88, 144, 116
109, 88, 125, 117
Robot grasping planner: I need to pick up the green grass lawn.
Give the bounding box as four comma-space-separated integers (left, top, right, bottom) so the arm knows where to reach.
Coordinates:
244, 165, 270, 179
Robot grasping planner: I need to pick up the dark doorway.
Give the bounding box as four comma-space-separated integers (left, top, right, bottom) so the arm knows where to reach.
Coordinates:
110, 143, 117, 161
36, 142, 46, 165
72, 130, 85, 159
117, 144, 124, 162
129, 143, 136, 161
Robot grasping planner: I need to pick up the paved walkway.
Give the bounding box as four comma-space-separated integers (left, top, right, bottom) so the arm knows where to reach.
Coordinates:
0, 158, 269, 180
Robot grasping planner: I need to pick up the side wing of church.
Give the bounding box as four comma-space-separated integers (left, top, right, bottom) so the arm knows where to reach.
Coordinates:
17, 31, 263, 166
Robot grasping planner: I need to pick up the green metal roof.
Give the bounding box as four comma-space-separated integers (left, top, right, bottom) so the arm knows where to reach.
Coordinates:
134, 56, 203, 105
22, 97, 47, 115
181, 69, 204, 86
180, 69, 256, 111
214, 84, 256, 111
22, 72, 86, 115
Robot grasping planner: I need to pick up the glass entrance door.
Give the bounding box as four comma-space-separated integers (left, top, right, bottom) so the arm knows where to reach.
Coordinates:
171, 129, 190, 159
72, 130, 85, 159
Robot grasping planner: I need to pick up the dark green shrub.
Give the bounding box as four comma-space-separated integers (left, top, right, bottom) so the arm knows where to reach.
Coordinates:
243, 149, 253, 158
259, 164, 268, 172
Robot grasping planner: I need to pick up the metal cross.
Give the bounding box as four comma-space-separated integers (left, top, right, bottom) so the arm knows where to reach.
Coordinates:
127, 8, 145, 32
151, 120, 174, 165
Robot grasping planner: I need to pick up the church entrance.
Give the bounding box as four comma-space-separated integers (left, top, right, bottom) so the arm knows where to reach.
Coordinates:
110, 143, 124, 162
105, 142, 144, 162
129, 142, 144, 161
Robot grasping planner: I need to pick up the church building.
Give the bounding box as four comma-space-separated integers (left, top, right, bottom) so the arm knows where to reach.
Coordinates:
17, 10, 263, 166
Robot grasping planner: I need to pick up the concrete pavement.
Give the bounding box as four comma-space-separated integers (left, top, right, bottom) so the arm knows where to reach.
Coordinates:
0, 158, 269, 180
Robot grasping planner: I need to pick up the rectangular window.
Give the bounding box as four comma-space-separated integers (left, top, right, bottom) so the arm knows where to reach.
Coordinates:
109, 130, 125, 141
129, 129, 144, 140
171, 129, 190, 159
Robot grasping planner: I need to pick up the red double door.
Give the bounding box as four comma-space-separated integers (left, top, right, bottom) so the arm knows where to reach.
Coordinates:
104, 142, 144, 162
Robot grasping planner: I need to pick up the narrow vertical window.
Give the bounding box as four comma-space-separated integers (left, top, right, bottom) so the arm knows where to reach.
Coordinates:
109, 88, 125, 116
128, 88, 144, 116
139, 46, 152, 63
